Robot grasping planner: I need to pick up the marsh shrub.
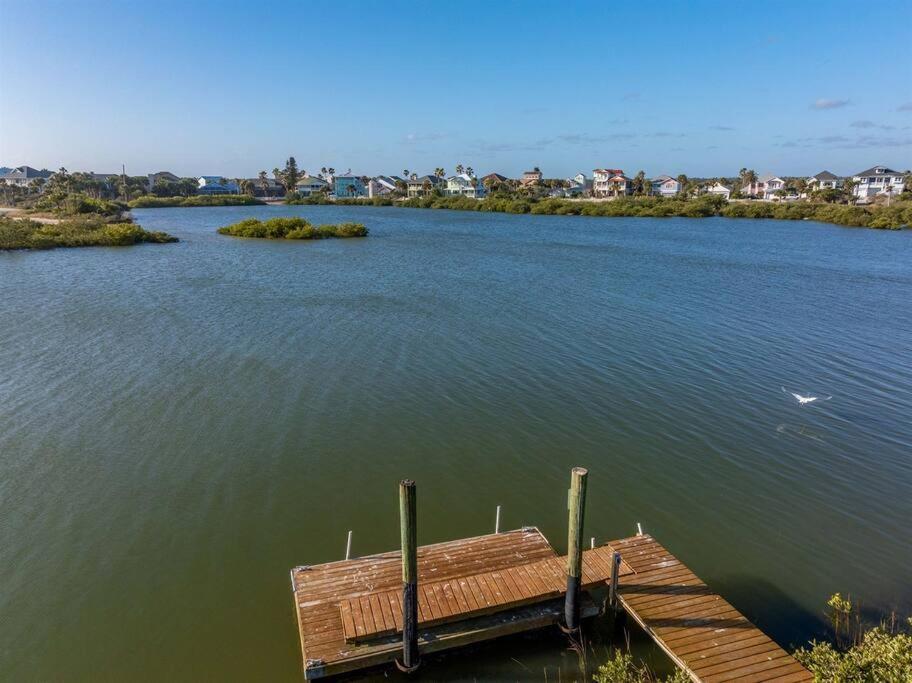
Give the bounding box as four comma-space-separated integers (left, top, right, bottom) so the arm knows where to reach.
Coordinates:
129, 195, 264, 208
217, 217, 367, 240
0, 216, 177, 250
592, 651, 688, 683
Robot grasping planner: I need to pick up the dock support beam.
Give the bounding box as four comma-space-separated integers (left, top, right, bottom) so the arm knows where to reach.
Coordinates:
397, 479, 420, 673
563, 467, 588, 633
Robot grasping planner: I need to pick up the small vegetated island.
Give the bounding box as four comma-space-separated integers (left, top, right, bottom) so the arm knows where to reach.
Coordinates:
217, 216, 368, 240
128, 194, 264, 208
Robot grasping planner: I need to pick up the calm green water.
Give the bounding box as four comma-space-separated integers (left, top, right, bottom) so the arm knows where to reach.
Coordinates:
2, 205, 911, 681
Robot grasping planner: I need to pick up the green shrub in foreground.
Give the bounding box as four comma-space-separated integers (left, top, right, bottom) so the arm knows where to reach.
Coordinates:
217, 217, 367, 240
0, 216, 178, 250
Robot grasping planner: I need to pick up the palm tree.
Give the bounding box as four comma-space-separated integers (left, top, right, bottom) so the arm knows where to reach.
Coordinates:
258, 171, 270, 198
455, 164, 464, 175
402, 169, 409, 179
434, 167, 446, 179
634, 170, 647, 196
465, 166, 474, 179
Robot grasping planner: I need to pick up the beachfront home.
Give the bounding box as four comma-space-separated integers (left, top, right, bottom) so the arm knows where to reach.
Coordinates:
481, 173, 508, 185
851, 165, 905, 201
0, 165, 53, 188
294, 176, 328, 197
368, 176, 399, 198
446, 173, 485, 198
407, 175, 444, 198
148, 171, 180, 190
742, 175, 784, 200
521, 168, 543, 185
334, 175, 367, 199
592, 169, 624, 197
806, 171, 842, 192
651, 175, 681, 197
198, 176, 239, 194
705, 182, 732, 200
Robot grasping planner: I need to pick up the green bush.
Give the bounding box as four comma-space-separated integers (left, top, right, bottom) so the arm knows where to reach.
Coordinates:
794, 594, 912, 681
217, 216, 368, 240
0, 216, 178, 250
593, 651, 688, 683
129, 194, 264, 208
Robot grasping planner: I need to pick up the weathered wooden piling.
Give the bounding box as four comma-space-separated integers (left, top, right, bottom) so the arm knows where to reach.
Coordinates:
397, 479, 419, 672
564, 466, 588, 632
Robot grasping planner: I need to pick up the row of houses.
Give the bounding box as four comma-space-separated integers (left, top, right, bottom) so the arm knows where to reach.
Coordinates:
3, 165, 906, 203
741, 167, 906, 201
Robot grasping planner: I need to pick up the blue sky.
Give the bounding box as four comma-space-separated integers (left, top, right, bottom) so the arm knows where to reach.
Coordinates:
1, 0, 910, 178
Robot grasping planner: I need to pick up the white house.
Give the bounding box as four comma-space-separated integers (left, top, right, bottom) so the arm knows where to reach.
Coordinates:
295, 175, 329, 197
852, 165, 905, 201
742, 175, 785, 200
198, 176, 239, 194
0, 165, 53, 188
592, 168, 627, 197
446, 173, 485, 198
650, 175, 681, 197
704, 183, 731, 200
368, 176, 399, 198
806, 170, 842, 193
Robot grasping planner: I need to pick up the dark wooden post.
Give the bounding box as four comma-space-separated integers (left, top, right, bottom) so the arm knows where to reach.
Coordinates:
609, 551, 621, 609
397, 479, 420, 672
564, 467, 588, 632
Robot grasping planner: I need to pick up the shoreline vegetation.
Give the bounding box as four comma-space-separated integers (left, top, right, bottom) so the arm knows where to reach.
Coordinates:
128, 194, 264, 208
0, 215, 177, 250
287, 194, 912, 230
217, 216, 368, 240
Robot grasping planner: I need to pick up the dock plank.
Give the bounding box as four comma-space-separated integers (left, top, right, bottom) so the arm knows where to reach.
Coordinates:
607, 534, 812, 683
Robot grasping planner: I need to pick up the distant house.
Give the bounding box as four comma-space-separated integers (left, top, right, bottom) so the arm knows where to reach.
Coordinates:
407, 175, 444, 198
148, 171, 180, 190
704, 182, 732, 200
368, 176, 399, 198
742, 175, 785, 200
245, 177, 284, 198
650, 175, 681, 197
521, 168, 543, 185
481, 172, 508, 185
198, 176, 239, 194
570, 172, 592, 192
295, 175, 328, 197
592, 169, 625, 197
0, 165, 53, 188
446, 173, 485, 198
851, 165, 905, 201
806, 170, 842, 192
334, 175, 367, 198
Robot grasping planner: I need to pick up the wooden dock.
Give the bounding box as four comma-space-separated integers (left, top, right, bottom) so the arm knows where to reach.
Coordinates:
608, 534, 812, 682
290, 470, 811, 680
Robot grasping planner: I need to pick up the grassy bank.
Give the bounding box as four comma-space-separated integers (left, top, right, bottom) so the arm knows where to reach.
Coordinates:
217, 216, 367, 240
0, 216, 177, 250
128, 194, 265, 208
289, 194, 911, 229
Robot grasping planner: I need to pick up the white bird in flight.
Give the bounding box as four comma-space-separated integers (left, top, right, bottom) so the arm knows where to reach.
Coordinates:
782, 387, 832, 405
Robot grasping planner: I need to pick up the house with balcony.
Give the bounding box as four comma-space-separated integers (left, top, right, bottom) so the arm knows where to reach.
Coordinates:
521, 168, 543, 185
806, 171, 842, 193
592, 169, 625, 197
742, 175, 785, 200
334, 175, 367, 199
851, 166, 905, 201
407, 175, 444, 198
368, 176, 400, 198
651, 175, 681, 197
295, 175, 328, 197
446, 173, 485, 198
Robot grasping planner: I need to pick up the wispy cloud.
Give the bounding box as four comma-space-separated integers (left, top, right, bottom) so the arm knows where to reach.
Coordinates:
898, 102, 912, 112
472, 138, 554, 154
648, 132, 685, 138
709, 125, 735, 131
404, 132, 447, 143
811, 98, 850, 110
779, 134, 911, 149
850, 120, 895, 130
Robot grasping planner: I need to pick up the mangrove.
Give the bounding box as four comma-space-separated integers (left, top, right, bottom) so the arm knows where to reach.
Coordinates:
217, 216, 368, 240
